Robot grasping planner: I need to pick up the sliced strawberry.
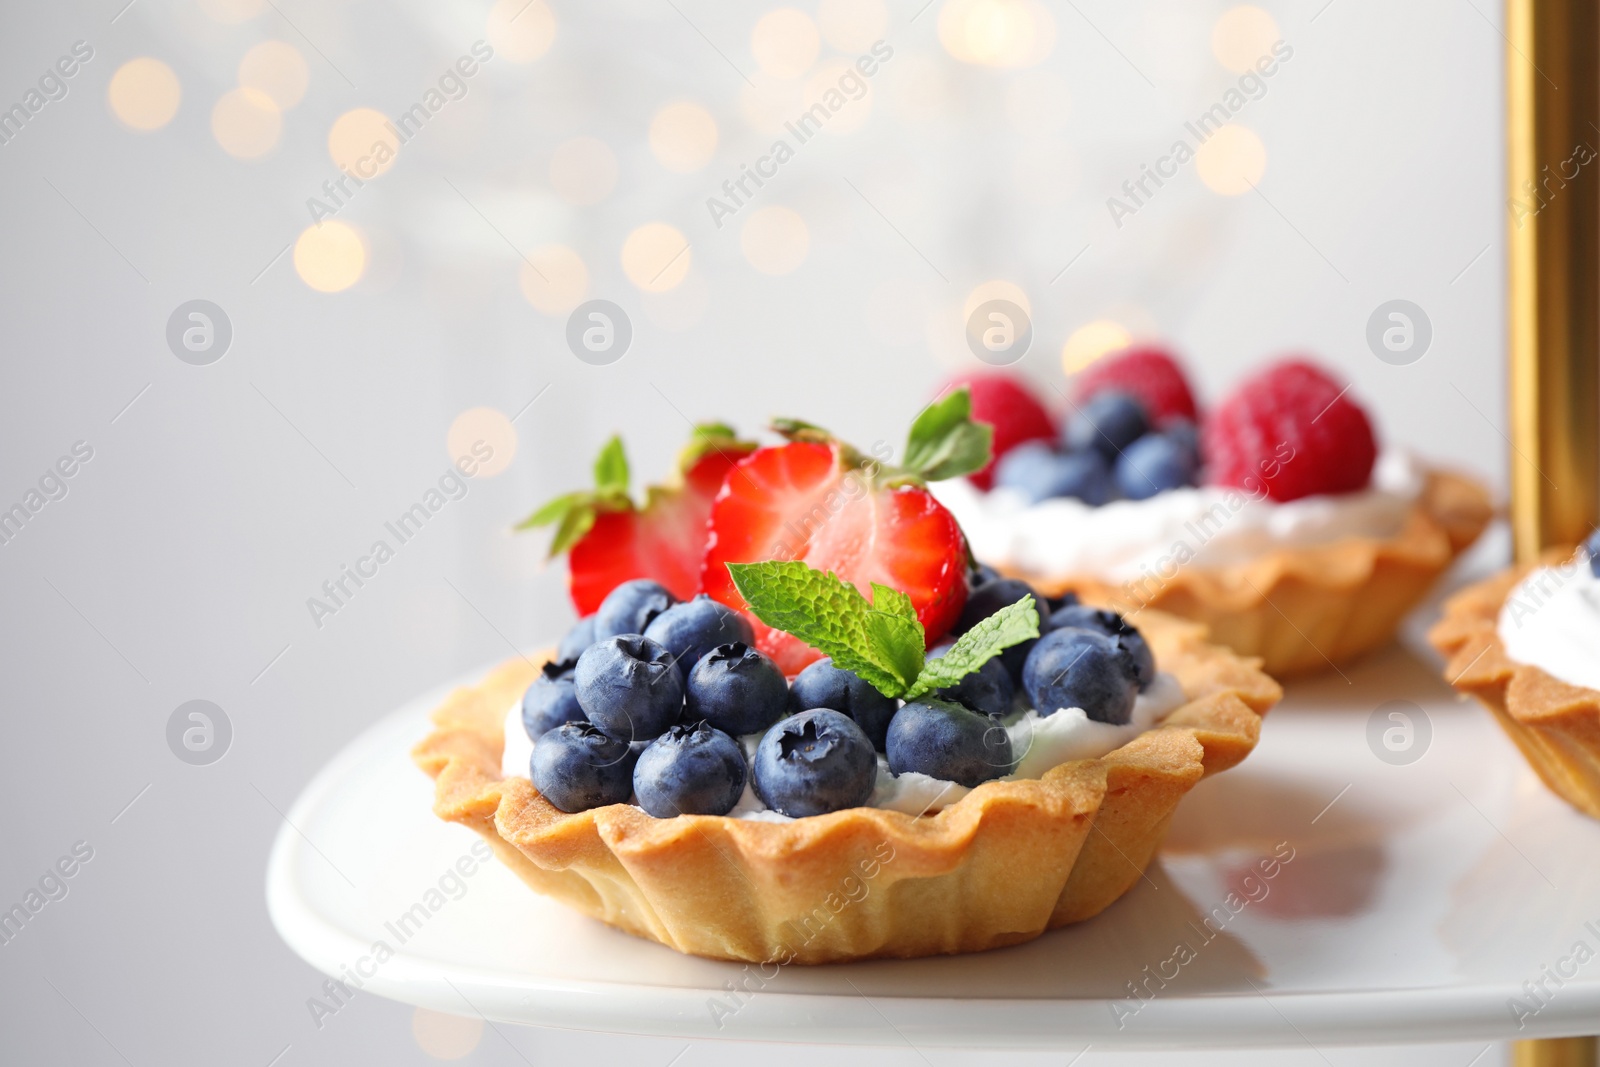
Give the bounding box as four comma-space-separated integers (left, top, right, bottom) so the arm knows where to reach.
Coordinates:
518, 426, 754, 615
702, 440, 970, 674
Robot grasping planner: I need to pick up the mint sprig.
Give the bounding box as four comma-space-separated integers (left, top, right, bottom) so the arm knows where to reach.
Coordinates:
902, 388, 994, 482
726, 560, 1038, 700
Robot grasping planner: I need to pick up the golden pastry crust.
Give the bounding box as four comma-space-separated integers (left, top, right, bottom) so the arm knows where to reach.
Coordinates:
1016, 468, 1493, 678
413, 609, 1281, 963
1429, 551, 1600, 819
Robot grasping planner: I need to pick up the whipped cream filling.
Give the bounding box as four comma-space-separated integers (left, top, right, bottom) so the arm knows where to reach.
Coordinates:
932, 450, 1425, 582
500, 673, 1187, 820
1497, 556, 1600, 691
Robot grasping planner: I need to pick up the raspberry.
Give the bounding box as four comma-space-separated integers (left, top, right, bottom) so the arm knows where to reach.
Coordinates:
1202, 359, 1377, 502
937, 372, 1056, 490
1073, 346, 1199, 427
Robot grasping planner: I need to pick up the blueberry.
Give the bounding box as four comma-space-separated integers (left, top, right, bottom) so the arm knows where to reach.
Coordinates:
1065, 391, 1149, 459
530, 721, 639, 812
969, 561, 1002, 588
885, 699, 1012, 787
685, 642, 789, 736
1044, 604, 1155, 690
957, 577, 1048, 680
993, 441, 1060, 502
1021, 628, 1140, 725
1115, 433, 1198, 501
927, 641, 1015, 716
788, 658, 899, 749
752, 709, 877, 817
1164, 418, 1201, 463
574, 634, 685, 742
593, 579, 677, 642
557, 615, 598, 662
1046, 590, 1080, 613
521, 658, 586, 740
995, 444, 1113, 505
1586, 528, 1600, 578
633, 721, 748, 818
643, 594, 756, 679
1047, 450, 1116, 506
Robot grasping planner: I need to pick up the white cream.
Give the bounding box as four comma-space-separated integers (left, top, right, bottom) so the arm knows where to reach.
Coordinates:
1497, 556, 1600, 691
933, 450, 1425, 584
500, 672, 1188, 819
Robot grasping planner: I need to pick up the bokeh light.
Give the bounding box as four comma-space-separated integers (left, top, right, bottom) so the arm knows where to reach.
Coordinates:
801, 60, 875, 135
410, 1007, 483, 1059
518, 245, 589, 314
819, 0, 890, 52
741, 206, 810, 275
963, 280, 1031, 320
107, 58, 181, 132
1196, 124, 1266, 194
739, 75, 805, 135
211, 87, 281, 159
621, 222, 692, 292
328, 108, 400, 178
938, 0, 1055, 68
447, 408, 517, 479
198, 0, 264, 23
548, 136, 618, 205
1061, 319, 1131, 374
487, 0, 557, 63
649, 101, 719, 173
752, 9, 821, 79
294, 220, 366, 293
1211, 6, 1281, 73
239, 41, 309, 110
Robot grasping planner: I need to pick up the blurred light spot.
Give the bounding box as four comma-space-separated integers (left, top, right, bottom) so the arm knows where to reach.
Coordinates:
752, 9, 820, 79
294, 220, 366, 293
963, 280, 1030, 321
739, 75, 803, 135
199, 0, 265, 23
447, 408, 516, 479
108, 58, 181, 131
488, 0, 556, 63
649, 101, 718, 173
1195, 124, 1266, 194
1211, 6, 1280, 73
518, 245, 589, 314
621, 222, 692, 293
1062, 320, 1130, 374
328, 107, 399, 178
211, 87, 281, 159
938, 0, 1054, 68
548, 136, 618, 205
1005, 69, 1070, 132
819, 0, 890, 52
239, 40, 309, 110
741, 206, 810, 274
801, 60, 874, 135
642, 269, 709, 332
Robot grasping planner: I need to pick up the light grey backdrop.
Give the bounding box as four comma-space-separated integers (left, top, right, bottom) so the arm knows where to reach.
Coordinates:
0, 0, 1513, 1063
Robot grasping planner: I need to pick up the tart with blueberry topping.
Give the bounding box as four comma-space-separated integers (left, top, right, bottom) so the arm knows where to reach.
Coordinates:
415, 398, 1280, 962
1430, 531, 1600, 819
937, 353, 1493, 677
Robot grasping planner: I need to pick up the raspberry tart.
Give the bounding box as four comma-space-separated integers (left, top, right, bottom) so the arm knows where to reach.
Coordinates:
935, 352, 1493, 677
1429, 532, 1600, 819
414, 395, 1280, 963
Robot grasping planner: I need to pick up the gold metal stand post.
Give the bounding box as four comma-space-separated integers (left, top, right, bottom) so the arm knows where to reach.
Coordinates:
1507, 0, 1600, 1060
1507, 0, 1600, 560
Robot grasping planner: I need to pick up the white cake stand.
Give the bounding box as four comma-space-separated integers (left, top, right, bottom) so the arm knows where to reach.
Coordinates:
266, 643, 1600, 1051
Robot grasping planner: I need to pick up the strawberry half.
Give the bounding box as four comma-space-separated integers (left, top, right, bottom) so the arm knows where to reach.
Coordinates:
701, 395, 986, 674
518, 425, 755, 615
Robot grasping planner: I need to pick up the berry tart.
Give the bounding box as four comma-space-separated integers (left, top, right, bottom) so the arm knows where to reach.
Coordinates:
935, 352, 1493, 677
1429, 532, 1600, 819
414, 395, 1280, 963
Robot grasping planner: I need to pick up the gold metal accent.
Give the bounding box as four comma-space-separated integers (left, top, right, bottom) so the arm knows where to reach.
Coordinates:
1514, 1036, 1598, 1067
1506, 0, 1600, 559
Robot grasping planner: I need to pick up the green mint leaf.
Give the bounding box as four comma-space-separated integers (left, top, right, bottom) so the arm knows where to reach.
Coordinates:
514, 490, 585, 531
869, 583, 917, 622
905, 596, 1039, 699
593, 435, 629, 496
902, 387, 994, 482
726, 561, 925, 698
